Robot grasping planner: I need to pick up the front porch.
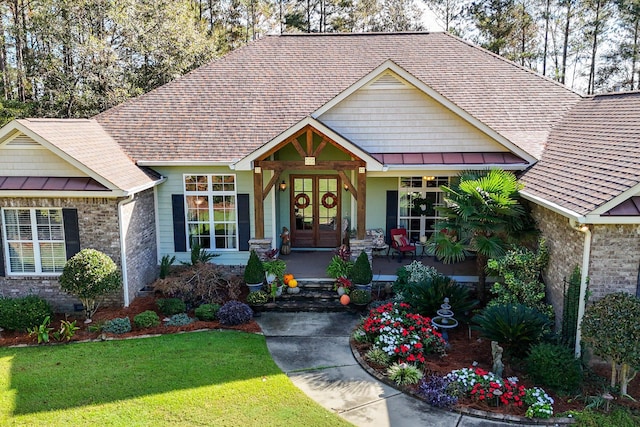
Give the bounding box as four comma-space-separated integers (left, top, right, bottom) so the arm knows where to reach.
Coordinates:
279, 250, 478, 283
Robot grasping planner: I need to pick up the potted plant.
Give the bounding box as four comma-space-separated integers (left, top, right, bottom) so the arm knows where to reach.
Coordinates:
335, 276, 352, 296
263, 258, 286, 284
350, 251, 373, 291
326, 245, 354, 282
350, 288, 372, 306
244, 250, 265, 292
246, 290, 269, 315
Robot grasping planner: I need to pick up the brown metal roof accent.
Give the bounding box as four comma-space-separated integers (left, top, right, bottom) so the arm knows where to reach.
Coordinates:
521, 92, 640, 215
94, 33, 580, 163
603, 197, 640, 216
0, 176, 108, 191
370, 152, 527, 165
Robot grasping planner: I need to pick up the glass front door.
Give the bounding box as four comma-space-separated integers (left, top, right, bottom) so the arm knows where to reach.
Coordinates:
290, 175, 340, 248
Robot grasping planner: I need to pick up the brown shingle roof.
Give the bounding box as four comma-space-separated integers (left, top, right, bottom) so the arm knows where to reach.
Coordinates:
521, 91, 640, 215
16, 119, 160, 192
94, 32, 580, 163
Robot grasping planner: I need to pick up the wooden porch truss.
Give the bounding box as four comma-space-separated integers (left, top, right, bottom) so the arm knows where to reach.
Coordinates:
252, 124, 367, 240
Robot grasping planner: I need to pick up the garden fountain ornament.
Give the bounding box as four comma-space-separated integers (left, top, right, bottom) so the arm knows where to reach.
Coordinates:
431, 297, 458, 344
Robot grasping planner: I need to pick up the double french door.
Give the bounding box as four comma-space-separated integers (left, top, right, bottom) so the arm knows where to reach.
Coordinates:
290, 175, 340, 247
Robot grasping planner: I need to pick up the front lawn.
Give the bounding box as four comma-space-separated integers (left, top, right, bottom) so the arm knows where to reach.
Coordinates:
0, 331, 352, 426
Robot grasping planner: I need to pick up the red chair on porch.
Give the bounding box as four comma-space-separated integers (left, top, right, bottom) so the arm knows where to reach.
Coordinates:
390, 228, 416, 262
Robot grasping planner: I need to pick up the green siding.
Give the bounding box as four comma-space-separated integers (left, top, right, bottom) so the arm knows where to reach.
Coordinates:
154, 166, 274, 265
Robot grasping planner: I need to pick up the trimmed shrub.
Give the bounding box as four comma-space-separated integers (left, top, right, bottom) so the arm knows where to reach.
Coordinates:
244, 250, 264, 284
59, 248, 121, 319
165, 313, 194, 326
349, 251, 372, 285
156, 298, 186, 316
194, 303, 220, 321
526, 343, 582, 395
102, 317, 132, 334
217, 300, 253, 326
472, 303, 551, 358
0, 295, 53, 331
133, 310, 161, 328
581, 292, 640, 396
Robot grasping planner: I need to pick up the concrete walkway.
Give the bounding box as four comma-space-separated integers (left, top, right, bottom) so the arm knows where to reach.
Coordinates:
256, 312, 542, 427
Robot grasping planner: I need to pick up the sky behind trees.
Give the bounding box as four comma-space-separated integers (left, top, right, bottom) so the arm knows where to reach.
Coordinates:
0, 0, 636, 123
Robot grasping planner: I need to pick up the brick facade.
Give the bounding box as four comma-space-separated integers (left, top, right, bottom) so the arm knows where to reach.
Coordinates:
530, 203, 640, 328
121, 189, 158, 305
0, 190, 158, 313
589, 224, 640, 300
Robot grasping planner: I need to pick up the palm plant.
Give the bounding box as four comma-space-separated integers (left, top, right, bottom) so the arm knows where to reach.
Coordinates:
426, 169, 537, 302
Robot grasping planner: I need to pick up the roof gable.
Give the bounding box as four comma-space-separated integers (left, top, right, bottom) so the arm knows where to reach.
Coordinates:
0, 119, 160, 194
315, 62, 536, 165
0, 130, 88, 178
94, 32, 580, 164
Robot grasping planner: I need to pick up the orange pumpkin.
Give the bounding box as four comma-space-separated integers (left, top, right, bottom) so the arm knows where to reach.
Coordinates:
340, 294, 350, 305
288, 279, 298, 288
283, 274, 294, 285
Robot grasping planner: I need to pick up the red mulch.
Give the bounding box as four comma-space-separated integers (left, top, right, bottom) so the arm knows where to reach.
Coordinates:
0, 295, 261, 347
3, 296, 639, 418
355, 326, 640, 417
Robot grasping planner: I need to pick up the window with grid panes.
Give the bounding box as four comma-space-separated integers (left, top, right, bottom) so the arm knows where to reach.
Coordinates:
184, 174, 238, 250
2, 208, 66, 274
398, 176, 449, 242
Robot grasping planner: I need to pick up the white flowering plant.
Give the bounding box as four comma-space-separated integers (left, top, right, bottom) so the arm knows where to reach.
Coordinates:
524, 387, 554, 419
362, 302, 446, 365
446, 367, 553, 418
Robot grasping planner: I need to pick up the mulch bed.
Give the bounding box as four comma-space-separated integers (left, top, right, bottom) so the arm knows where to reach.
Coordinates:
0, 295, 260, 347
353, 325, 640, 418
3, 295, 639, 420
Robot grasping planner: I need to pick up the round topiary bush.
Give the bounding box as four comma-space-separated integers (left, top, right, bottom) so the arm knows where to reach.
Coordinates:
526, 342, 582, 395
217, 300, 253, 326
58, 248, 121, 320
133, 310, 161, 328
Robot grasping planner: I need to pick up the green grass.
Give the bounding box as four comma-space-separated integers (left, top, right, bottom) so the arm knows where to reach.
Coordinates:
0, 331, 352, 426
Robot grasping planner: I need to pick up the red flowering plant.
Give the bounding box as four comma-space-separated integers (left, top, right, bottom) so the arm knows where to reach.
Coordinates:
446, 367, 526, 409
362, 302, 446, 366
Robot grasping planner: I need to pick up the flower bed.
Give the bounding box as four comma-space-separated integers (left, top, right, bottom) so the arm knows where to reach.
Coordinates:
361, 302, 446, 365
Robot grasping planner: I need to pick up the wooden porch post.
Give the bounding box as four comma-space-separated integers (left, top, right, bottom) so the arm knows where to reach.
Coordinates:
357, 167, 366, 240
253, 167, 264, 239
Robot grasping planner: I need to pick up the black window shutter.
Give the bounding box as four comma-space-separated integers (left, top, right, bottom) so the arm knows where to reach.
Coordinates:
237, 194, 250, 251
385, 190, 398, 245
0, 224, 5, 276
172, 195, 187, 252
62, 208, 81, 259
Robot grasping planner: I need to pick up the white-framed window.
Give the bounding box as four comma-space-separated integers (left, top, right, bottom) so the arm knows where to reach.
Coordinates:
183, 174, 238, 251
398, 176, 450, 241
1, 208, 66, 275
